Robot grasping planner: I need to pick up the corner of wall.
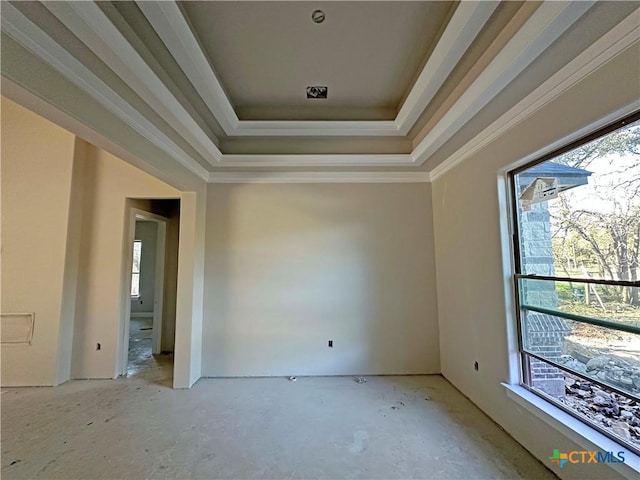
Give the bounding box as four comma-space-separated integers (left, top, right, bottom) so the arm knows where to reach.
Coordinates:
55, 137, 89, 385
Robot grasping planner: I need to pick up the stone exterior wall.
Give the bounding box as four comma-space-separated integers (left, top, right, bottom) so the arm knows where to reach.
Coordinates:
519, 202, 557, 281
519, 197, 568, 398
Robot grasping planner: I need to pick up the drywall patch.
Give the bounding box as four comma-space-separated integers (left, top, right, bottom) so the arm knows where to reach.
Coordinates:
1, 313, 35, 345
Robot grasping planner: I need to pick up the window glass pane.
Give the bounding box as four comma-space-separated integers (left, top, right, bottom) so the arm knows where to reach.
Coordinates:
526, 356, 640, 451
515, 118, 640, 282
522, 310, 639, 398
131, 273, 140, 297
519, 277, 640, 332
513, 115, 640, 454
131, 240, 142, 297
132, 240, 142, 274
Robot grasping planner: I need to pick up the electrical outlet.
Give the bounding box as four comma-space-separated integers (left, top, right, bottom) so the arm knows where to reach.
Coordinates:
328, 340, 333, 348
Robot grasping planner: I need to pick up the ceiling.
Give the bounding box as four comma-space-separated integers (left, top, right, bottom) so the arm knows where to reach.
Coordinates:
1, 1, 639, 183
181, 1, 453, 120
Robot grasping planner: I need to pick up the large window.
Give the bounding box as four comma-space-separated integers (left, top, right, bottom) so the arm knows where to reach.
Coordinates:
510, 113, 640, 453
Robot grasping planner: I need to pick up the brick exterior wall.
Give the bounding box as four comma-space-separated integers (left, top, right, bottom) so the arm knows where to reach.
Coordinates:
524, 313, 570, 397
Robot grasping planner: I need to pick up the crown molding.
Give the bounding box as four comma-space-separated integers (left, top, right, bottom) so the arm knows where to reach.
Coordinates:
4, 0, 634, 182
136, 0, 239, 133
429, 9, 640, 181
218, 154, 414, 168
140, 1, 497, 138
0, 2, 210, 181
208, 171, 431, 184
412, 0, 595, 166
227, 120, 400, 137
395, 1, 498, 135
42, 1, 222, 166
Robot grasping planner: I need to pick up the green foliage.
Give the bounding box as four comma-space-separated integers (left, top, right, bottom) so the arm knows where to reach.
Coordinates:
557, 301, 640, 328
549, 120, 640, 305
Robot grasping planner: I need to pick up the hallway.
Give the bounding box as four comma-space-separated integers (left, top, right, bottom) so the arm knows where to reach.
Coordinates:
127, 316, 173, 386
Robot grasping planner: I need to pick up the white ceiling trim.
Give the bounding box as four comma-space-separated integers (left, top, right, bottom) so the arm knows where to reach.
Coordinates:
208, 171, 430, 184
227, 120, 400, 137
0, 2, 210, 181
218, 154, 414, 168
136, 0, 239, 133
429, 10, 640, 181
412, 0, 596, 166
395, 1, 498, 135
141, 1, 497, 138
42, 1, 222, 166
4, 0, 633, 181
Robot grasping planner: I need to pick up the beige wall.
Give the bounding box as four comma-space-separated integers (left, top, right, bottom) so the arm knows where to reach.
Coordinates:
160, 203, 180, 353
431, 45, 639, 479
1, 95, 207, 387
203, 183, 439, 376
56, 138, 89, 385
2, 92, 437, 386
72, 144, 181, 380
177, 191, 207, 387
1, 97, 76, 386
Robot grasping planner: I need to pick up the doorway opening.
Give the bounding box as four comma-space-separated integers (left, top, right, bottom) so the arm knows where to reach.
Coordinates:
128, 217, 164, 374
121, 199, 180, 384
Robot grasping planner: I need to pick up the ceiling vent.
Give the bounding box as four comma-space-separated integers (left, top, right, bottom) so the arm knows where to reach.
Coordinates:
306, 86, 328, 99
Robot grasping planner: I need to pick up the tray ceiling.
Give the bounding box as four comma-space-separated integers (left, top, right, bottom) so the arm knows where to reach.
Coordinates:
1, 1, 639, 182
180, 1, 454, 120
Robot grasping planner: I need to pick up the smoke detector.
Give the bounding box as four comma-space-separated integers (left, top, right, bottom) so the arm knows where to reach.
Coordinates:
311, 10, 325, 24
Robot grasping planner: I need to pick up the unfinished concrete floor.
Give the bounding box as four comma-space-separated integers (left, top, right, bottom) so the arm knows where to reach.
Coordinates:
126, 316, 174, 386
127, 316, 154, 375
1, 362, 557, 480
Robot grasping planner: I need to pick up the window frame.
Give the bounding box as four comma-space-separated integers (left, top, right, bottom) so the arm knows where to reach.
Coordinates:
508, 110, 640, 454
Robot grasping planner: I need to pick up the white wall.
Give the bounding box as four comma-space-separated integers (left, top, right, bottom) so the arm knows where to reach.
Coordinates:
131, 221, 158, 315
71, 144, 182, 380
431, 45, 640, 479
1, 97, 76, 386
202, 183, 439, 377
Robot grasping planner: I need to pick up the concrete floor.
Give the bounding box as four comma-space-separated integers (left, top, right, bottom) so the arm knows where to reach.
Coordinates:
1, 357, 557, 480
126, 316, 173, 383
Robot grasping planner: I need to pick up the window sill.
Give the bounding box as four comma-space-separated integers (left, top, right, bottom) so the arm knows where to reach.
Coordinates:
503, 383, 639, 477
